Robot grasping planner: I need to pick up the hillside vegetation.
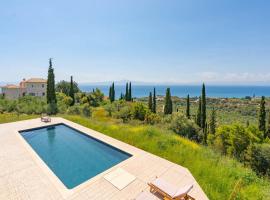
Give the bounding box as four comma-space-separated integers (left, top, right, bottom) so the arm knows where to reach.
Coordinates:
62, 109, 270, 200
1, 106, 270, 199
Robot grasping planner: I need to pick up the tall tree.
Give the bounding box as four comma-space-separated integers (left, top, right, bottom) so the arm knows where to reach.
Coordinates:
148, 92, 153, 111
201, 83, 206, 129
128, 82, 132, 101
46, 58, 56, 104
209, 107, 216, 135
109, 82, 115, 102
125, 82, 129, 101
119, 93, 124, 100
46, 58, 57, 114
69, 76, 75, 106
259, 96, 266, 136
164, 88, 172, 114
112, 82, 115, 102
196, 97, 202, 127
109, 86, 112, 101
152, 87, 157, 113
186, 94, 190, 119
267, 113, 270, 138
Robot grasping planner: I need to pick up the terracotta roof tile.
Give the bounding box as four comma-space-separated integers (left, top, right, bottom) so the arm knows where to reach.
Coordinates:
25, 78, 47, 83
1, 84, 21, 89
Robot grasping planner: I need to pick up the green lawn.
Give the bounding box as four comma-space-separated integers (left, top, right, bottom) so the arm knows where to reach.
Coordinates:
63, 114, 270, 200
0, 113, 38, 124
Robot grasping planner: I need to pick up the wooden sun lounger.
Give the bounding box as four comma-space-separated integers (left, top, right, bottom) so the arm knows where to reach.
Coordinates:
41, 115, 51, 122
148, 178, 195, 200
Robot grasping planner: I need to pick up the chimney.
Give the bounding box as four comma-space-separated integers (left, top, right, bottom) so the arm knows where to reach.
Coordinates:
20, 78, 26, 88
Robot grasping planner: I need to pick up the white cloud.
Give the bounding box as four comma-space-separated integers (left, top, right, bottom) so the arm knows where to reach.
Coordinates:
199, 72, 270, 84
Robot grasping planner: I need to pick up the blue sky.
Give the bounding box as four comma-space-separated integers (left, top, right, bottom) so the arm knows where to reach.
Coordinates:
0, 0, 270, 84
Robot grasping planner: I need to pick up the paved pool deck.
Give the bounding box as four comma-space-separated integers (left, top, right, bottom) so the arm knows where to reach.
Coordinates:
0, 117, 208, 200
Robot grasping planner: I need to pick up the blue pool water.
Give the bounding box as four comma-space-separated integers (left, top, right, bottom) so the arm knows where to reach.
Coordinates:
20, 124, 131, 189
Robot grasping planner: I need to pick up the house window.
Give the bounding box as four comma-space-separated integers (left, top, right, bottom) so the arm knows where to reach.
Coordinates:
42, 92, 45, 96
29, 93, 35, 96
42, 84, 44, 88
32, 85, 34, 88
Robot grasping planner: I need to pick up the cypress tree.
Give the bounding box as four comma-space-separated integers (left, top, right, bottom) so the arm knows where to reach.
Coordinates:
109, 82, 115, 102
259, 96, 266, 136
46, 58, 57, 114
164, 88, 172, 115
69, 76, 75, 106
109, 86, 112, 102
152, 87, 156, 113
203, 122, 208, 144
128, 82, 132, 101
148, 92, 153, 111
125, 82, 129, 101
112, 82, 115, 102
201, 83, 206, 129
267, 113, 270, 138
209, 108, 216, 135
46, 58, 56, 103
120, 93, 124, 100
186, 94, 190, 119
196, 97, 202, 127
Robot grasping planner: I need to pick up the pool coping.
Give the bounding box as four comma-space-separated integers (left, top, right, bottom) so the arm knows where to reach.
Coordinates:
15, 118, 142, 198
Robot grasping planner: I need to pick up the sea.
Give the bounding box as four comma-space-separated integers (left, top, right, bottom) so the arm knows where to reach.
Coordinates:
79, 85, 270, 98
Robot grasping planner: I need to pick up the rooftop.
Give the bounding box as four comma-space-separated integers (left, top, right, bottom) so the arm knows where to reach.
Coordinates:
1, 84, 21, 89
25, 78, 47, 83
0, 117, 208, 200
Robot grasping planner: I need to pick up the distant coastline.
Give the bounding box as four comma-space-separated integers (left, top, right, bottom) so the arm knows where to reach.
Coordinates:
79, 85, 270, 98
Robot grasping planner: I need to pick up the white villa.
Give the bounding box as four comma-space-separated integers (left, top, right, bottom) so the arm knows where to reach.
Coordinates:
1, 78, 47, 99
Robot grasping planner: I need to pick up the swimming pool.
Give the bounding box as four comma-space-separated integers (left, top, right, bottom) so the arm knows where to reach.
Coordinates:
20, 123, 131, 189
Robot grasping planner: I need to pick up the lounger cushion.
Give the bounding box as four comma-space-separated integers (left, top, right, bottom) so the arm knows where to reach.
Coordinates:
173, 184, 193, 198
152, 178, 177, 197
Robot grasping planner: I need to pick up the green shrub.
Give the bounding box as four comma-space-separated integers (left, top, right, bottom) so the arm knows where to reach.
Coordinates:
104, 103, 116, 117
248, 143, 270, 176
47, 102, 57, 115
170, 113, 202, 142
87, 89, 104, 107
81, 104, 92, 117
116, 106, 132, 123
212, 125, 231, 154
162, 114, 173, 124
67, 105, 81, 115
213, 124, 263, 162
14, 96, 47, 114
132, 102, 148, 121
227, 124, 251, 161
145, 112, 161, 125
75, 92, 88, 104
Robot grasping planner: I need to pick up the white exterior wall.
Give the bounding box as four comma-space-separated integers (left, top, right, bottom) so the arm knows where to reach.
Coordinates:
25, 82, 46, 97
